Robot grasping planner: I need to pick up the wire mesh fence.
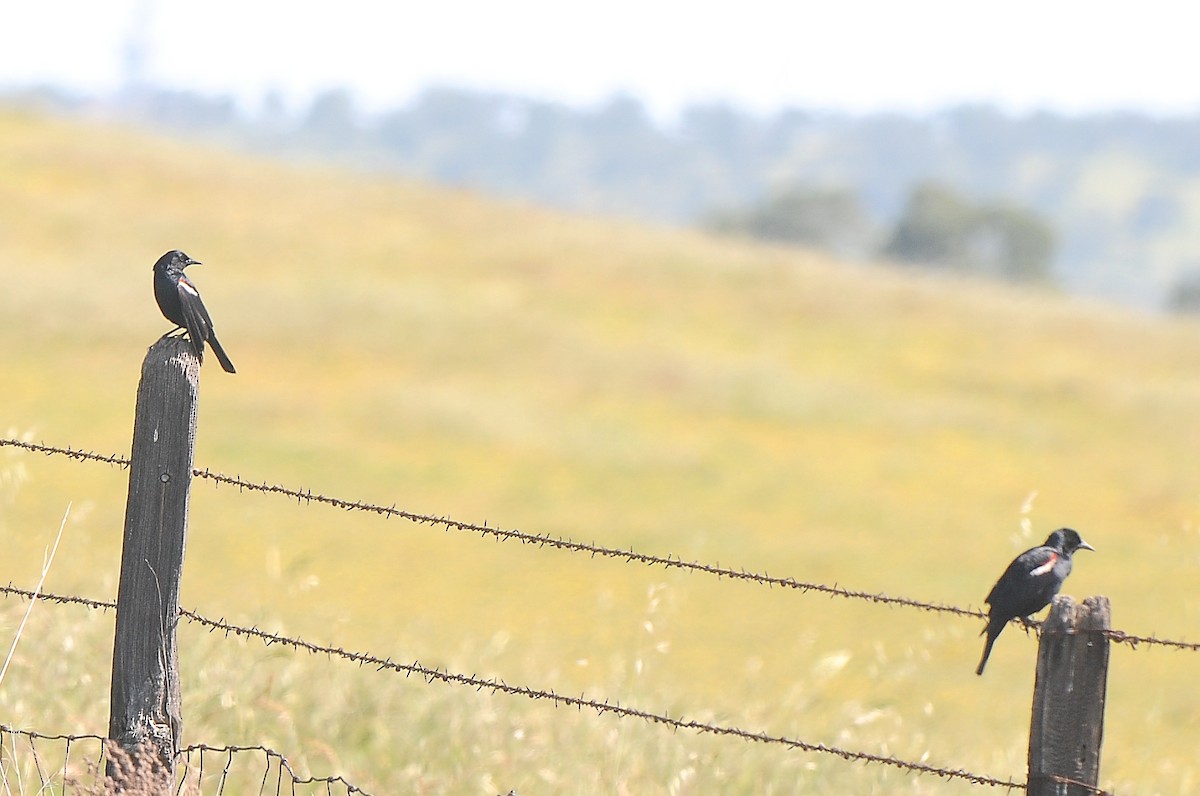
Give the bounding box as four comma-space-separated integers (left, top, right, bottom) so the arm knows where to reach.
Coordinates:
0, 726, 374, 795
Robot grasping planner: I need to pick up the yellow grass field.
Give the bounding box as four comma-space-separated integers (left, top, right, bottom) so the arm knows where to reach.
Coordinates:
1, 108, 1199, 793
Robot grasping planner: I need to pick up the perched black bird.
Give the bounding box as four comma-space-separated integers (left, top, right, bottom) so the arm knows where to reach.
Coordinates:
152, 250, 236, 373
976, 528, 1094, 675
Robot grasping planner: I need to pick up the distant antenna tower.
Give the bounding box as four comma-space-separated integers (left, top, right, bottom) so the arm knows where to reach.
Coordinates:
121, 0, 156, 95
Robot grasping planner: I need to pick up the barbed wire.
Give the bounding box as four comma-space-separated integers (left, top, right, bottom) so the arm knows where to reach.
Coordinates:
0, 583, 117, 612
177, 611, 1024, 790
3, 577, 1196, 659
0, 438, 130, 467
4, 437, 1199, 654
0, 586, 1138, 793
0, 584, 1018, 790
1102, 629, 1200, 652
0, 437, 983, 619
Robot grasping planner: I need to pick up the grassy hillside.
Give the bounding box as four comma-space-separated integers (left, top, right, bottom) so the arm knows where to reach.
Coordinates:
1, 108, 1199, 793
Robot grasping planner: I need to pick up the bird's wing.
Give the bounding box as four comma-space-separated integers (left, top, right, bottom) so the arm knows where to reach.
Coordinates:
177, 276, 215, 355
984, 545, 1058, 603
1025, 550, 1059, 578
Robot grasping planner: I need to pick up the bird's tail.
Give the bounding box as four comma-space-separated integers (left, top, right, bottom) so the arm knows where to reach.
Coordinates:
209, 334, 236, 374
976, 627, 999, 675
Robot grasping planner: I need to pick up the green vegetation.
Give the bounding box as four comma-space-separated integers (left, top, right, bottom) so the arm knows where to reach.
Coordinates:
705, 181, 1056, 283
884, 182, 1055, 282
704, 185, 872, 258
2, 109, 1199, 793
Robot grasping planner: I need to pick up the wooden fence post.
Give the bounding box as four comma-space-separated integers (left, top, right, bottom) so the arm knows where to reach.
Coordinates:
1027, 595, 1110, 795
107, 337, 200, 785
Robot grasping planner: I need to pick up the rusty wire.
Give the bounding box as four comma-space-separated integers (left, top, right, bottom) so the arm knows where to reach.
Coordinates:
2, 585, 1145, 792
176, 609, 1024, 790
0, 584, 1019, 790
7, 436, 1200, 656
0, 437, 983, 619
0, 437, 129, 467
4, 577, 1194, 657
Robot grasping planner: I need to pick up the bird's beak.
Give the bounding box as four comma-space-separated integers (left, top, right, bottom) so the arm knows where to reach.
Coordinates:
187, 258, 202, 266
1079, 540, 1095, 552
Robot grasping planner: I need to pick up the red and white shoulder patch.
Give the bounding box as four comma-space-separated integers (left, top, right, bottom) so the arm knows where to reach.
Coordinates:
179, 278, 200, 297
1029, 552, 1058, 577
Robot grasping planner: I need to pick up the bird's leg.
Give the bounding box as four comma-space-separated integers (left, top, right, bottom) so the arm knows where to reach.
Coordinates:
1019, 616, 1038, 636
158, 327, 189, 347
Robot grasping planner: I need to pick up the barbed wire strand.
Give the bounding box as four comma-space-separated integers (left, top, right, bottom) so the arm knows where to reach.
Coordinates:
4, 437, 1200, 651
0, 437, 985, 620
0, 588, 1129, 793
178, 612, 1021, 790
0, 586, 1018, 790
0, 438, 129, 467
2, 577, 1196, 658
7, 435, 1200, 655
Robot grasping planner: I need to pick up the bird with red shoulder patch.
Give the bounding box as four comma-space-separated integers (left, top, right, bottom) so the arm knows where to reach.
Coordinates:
976, 528, 1094, 675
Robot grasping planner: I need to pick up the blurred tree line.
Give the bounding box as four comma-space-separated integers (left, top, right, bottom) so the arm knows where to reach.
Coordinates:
24, 83, 1200, 310
704, 182, 1056, 283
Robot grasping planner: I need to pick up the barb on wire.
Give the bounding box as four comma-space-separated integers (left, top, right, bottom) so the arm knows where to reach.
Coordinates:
0, 438, 130, 468
1, 583, 116, 612
1103, 629, 1200, 652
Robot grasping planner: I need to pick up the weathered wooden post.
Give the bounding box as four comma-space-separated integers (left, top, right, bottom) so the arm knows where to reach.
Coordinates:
108, 336, 199, 786
1027, 595, 1110, 795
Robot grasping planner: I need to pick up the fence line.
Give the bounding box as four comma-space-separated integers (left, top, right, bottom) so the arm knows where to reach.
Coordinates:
0, 439, 1179, 793
176, 610, 1027, 790
0, 436, 984, 620
0, 724, 372, 795
0, 725, 104, 795
3, 578, 1195, 659
4, 437, 1200, 654
178, 743, 372, 794
0, 584, 1019, 790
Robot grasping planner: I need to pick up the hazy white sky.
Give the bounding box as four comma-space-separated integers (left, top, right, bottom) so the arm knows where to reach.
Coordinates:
2, 0, 1198, 119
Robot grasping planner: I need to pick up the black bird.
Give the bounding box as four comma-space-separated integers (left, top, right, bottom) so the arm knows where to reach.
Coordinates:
976, 528, 1094, 675
152, 250, 236, 373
